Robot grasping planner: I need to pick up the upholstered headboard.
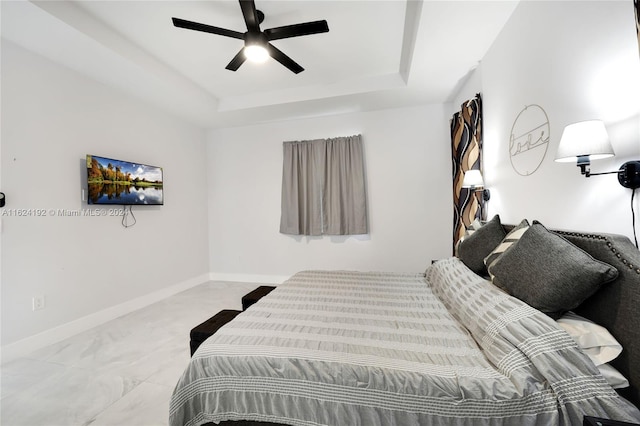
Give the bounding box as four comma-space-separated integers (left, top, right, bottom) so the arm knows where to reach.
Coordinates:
503, 225, 640, 408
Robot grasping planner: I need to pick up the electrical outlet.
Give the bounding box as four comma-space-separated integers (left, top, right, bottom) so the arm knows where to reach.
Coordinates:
32, 295, 45, 311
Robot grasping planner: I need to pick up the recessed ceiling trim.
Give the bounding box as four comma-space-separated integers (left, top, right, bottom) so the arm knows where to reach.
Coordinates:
1, 0, 219, 126
399, 0, 423, 84
218, 72, 407, 112
2, 0, 523, 129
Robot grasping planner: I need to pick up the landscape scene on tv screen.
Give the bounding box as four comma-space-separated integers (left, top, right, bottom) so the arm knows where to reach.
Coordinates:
86, 155, 163, 205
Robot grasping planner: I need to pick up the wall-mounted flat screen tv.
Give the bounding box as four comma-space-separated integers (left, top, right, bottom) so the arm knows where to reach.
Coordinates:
86, 154, 163, 205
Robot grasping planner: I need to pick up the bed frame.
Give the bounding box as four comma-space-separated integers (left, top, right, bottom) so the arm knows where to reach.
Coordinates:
206, 227, 640, 426
541, 228, 640, 409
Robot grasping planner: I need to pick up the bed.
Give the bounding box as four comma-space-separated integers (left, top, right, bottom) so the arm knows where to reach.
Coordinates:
170, 219, 640, 426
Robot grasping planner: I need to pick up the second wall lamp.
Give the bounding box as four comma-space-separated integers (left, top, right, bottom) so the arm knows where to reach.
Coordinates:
462, 169, 491, 201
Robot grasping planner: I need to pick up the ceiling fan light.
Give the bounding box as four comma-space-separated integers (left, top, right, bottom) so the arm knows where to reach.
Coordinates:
244, 44, 269, 63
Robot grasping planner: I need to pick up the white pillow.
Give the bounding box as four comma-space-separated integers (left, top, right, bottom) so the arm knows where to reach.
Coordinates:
597, 363, 630, 389
557, 311, 628, 389
557, 311, 622, 366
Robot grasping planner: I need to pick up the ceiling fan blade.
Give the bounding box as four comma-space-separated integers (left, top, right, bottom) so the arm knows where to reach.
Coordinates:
226, 49, 248, 71
239, 0, 261, 32
172, 17, 244, 39
266, 43, 304, 74
265, 20, 329, 41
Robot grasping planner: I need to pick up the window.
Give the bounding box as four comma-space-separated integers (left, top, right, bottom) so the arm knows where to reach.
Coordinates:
280, 134, 368, 236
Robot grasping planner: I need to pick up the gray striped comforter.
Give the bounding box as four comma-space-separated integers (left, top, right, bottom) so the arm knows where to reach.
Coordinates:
169, 258, 640, 425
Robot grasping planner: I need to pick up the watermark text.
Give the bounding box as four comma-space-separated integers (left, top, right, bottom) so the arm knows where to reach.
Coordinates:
1, 208, 126, 217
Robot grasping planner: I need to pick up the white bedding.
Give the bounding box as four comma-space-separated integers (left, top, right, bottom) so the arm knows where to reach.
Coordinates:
169, 258, 640, 425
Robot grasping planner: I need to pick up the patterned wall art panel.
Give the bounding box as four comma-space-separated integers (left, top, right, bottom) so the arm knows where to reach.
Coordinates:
451, 93, 484, 253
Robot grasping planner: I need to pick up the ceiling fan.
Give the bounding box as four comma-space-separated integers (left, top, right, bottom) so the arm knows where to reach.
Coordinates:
172, 0, 329, 74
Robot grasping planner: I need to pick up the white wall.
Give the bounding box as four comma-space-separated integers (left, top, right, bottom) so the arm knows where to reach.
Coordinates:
455, 1, 640, 239
448, 65, 482, 115
7, 0, 635, 356
1, 41, 210, 348
207, 104, 452, 281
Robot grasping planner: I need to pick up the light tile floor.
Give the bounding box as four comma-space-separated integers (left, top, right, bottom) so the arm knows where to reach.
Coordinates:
1, 280, 261, 426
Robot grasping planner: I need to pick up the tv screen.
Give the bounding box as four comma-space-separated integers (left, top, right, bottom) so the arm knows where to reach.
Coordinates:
86, 154, 163, 205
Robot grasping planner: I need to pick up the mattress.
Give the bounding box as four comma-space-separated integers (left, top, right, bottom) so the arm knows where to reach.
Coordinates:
169, 258, 640, 426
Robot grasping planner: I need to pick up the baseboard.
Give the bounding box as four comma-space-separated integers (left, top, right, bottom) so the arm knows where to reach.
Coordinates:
1, 273, 210, 365
209, 272, 289, 285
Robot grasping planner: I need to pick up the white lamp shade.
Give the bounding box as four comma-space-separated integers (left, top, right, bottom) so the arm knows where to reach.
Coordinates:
555, 120, 615, 163
462, 169, 484, 188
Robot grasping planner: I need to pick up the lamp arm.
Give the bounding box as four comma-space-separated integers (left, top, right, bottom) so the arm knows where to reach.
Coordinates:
588, 170, 622, 177
584, 161, 640, 189
467, 185, 491, 201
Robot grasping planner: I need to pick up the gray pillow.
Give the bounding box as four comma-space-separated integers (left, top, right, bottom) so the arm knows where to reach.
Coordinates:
457, 214, 506, 276
487, 222, 618, 319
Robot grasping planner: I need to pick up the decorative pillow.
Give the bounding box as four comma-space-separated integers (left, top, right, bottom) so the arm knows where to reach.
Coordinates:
484, 219, 530, 272
457, 215, 506, 276
487, 222, 618, 319
454, 218, 483, 257
465, 218, 483, 236
557, 311, 628, 389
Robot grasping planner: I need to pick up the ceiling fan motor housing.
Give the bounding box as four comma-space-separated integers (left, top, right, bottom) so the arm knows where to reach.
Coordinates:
245, 31, 268, 48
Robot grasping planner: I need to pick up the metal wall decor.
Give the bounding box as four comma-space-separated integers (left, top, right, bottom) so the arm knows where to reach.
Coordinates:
509, 104, 550, 176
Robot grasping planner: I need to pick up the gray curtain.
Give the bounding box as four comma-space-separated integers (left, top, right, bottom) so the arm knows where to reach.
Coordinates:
280, 134, 368, 236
